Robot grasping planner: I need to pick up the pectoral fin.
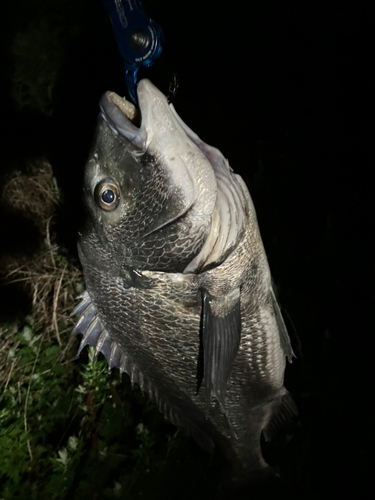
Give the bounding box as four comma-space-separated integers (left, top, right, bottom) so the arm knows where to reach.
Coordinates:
201, 288, 241, 412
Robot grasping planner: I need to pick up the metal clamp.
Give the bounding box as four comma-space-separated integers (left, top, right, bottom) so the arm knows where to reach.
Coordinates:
103, 0, 164, 103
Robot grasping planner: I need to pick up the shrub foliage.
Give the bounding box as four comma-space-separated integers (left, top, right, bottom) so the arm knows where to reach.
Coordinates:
0, 163, 216, 500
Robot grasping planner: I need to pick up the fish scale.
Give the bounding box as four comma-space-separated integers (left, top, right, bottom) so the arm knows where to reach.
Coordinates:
73, 79, 297, 484
79, 216, 292, 466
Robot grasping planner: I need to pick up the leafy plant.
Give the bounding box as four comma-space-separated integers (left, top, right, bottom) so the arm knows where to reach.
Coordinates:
0, 162, 214, 500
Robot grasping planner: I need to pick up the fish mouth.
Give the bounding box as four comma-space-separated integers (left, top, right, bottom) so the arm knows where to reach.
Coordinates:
107, 92, 141, 127
99, 79, 175, 149
99, 87, 142, 144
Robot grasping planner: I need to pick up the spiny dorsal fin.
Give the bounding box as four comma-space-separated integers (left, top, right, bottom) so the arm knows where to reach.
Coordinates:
270, 288, 295, 362
77, 316, 103, 355
72, 293, 166, 403
70, 290, 91, 317
263, 390, 298, 442
72, 292, 116, 363
71, 291, 215, 453
201, 288, 241, 413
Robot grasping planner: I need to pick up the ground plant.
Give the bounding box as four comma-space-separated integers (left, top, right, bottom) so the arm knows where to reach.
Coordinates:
0, 164, 217, 500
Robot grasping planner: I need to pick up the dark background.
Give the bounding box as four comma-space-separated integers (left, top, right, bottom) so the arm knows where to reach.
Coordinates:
1, 0, 374, 498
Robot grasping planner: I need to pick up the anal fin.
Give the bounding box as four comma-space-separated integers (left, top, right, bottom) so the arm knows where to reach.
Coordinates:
263, 390, 298, 441
201, 288, 241, 412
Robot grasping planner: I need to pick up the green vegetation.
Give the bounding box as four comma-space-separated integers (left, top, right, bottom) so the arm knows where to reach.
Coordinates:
0, 165, 216, 500
0, 317, 206, 499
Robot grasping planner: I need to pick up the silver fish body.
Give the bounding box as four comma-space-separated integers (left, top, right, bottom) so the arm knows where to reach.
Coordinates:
73, 79, 296, 481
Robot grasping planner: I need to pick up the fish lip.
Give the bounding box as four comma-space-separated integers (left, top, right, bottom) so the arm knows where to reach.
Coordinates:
99, 79, 161, 149
99, 91, 141, 142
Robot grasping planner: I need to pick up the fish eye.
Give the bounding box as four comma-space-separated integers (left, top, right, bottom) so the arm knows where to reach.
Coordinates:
94, 180, 120, 211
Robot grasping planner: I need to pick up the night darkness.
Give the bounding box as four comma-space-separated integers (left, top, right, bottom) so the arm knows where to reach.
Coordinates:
0, 1, 374, 499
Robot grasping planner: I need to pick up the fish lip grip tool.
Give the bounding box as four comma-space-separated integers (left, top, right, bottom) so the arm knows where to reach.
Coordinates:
103, 0, 164, 103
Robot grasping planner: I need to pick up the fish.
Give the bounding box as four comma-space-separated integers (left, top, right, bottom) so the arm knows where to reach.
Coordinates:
72, 78, 297, 487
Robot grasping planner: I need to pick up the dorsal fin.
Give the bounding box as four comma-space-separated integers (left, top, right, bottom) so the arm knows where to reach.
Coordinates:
71, 291, 214, 453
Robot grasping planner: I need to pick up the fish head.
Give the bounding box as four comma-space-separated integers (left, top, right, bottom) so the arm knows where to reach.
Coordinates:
79, 79, 218, 274
79, 79, 249, 277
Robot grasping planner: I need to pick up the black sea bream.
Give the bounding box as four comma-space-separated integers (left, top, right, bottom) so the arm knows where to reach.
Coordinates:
72, 79, 297, 483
